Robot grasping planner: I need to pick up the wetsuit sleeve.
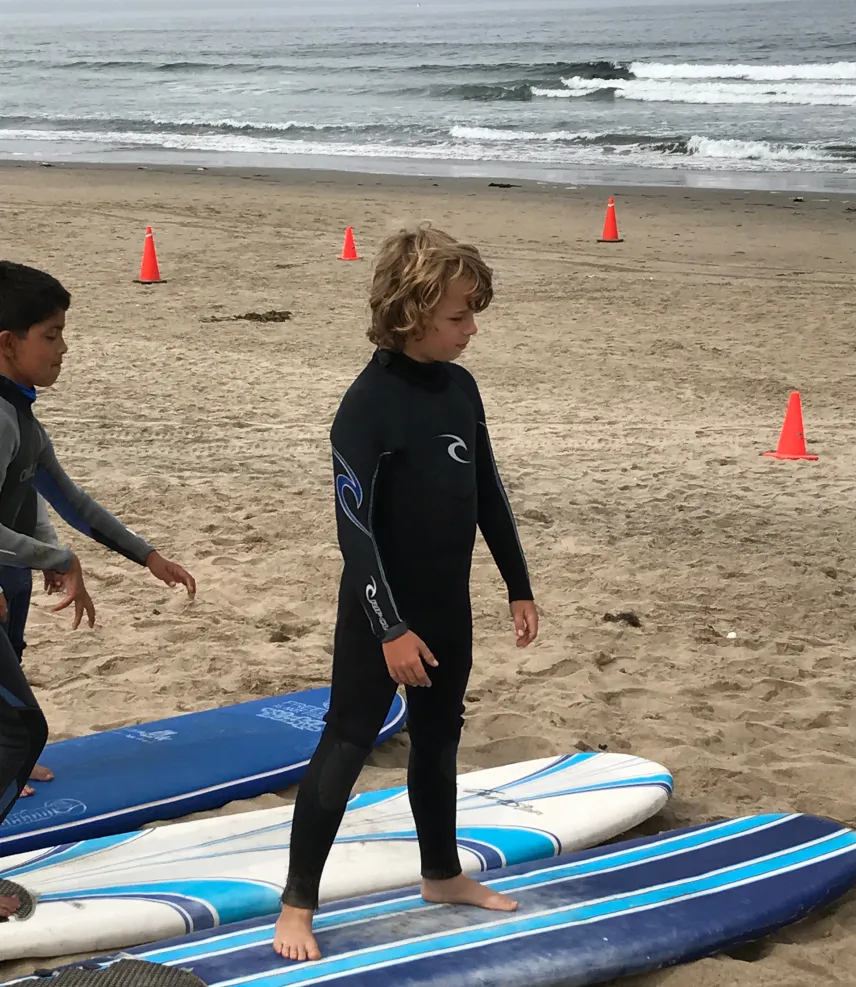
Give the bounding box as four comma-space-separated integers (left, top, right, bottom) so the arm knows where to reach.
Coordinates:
0, 427, 73, 572
33, 495, 60, 547
457, 372, 533, 602
330, 393, 407, 642
34, 439, 155, 566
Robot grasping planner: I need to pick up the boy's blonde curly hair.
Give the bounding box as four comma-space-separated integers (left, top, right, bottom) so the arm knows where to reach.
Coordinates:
368, 225, 493, 351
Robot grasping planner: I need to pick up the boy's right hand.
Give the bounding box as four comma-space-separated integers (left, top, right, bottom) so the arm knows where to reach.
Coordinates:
44, 570, 64, 595
52, 554, 96, 630
382, 631, 437, 688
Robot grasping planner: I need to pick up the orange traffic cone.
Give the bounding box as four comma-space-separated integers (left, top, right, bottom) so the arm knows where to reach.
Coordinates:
339, 226, 361, 261
762, 391, 818, 461
136, 227, 162, 283
598, 197, 623, 243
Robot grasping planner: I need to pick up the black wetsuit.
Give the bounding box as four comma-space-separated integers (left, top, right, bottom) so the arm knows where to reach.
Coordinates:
282, 349, 532, 909
0, 630, 46, 826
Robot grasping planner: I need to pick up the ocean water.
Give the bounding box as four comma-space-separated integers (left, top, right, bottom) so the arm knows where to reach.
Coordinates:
1, 0, 855, 190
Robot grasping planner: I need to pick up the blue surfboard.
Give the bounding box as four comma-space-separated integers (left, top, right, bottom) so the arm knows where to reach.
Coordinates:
0, 689, 406, 858
19, 813, 855, 987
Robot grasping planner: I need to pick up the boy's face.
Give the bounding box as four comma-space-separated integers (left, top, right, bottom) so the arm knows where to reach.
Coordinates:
406, 278, 480, 363
0, 309, 68, 389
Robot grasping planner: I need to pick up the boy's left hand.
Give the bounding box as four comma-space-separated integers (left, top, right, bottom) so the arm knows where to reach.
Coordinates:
145, 551, 197, 599
511, 600, 538, 647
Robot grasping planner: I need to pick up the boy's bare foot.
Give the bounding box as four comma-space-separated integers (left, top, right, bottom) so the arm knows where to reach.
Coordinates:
0, 894, 20, 919
29, 764, 54, 783
272, 905, 321, 962
421, 874, 518, 912
20, 784, 35, 798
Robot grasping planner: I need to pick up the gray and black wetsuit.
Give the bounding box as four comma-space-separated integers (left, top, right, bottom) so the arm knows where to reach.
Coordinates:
0, 375, 154, 825
281, 349, 532, 909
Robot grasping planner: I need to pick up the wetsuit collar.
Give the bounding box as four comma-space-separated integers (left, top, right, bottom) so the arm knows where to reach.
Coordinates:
374, 349, 449, 392
0, 375, 37, 408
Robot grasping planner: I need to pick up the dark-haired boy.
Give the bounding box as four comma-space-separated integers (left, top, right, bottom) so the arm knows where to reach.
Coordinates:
0, 260, 196, 888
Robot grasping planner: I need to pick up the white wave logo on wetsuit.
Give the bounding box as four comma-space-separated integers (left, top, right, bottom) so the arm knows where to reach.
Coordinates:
366, 577, 389, 632
439, 434, 470, 464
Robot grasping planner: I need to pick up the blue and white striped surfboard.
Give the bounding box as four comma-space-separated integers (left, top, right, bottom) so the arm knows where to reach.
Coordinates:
14, 813, 855, 987
0, 753, 670, 960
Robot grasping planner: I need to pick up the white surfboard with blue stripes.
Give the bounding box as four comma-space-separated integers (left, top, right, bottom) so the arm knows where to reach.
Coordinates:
0, 753, 671, 960
13, 813, 856, 987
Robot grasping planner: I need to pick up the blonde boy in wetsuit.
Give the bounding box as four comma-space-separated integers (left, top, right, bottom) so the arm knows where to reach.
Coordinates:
274, 226, 539, 961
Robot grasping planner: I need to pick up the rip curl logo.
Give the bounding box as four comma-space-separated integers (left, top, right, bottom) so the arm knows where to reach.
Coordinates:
256, 699, 330, 732
439, 434, 470, 464
333, 448, 370, 536
122, 728, 178, 743
0, 798, 87, 830
365, 577, 389, 632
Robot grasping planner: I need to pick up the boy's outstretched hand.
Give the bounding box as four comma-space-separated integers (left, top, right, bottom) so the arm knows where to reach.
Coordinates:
52, 554, 96, 630
511, 600, 538, 647
146, 551, 197, 598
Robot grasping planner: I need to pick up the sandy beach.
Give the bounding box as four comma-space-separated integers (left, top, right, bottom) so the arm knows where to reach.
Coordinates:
1, 162, 855, 985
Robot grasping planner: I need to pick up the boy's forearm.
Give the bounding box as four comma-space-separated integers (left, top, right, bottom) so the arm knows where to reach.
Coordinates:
476, 424, 533, 601
481, 520, 533, 602
0, 525, 73, 572
332, 440, 403, 640
33, 495, 60, 548
35, 450, 154, 566
337, 516, 405, 640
